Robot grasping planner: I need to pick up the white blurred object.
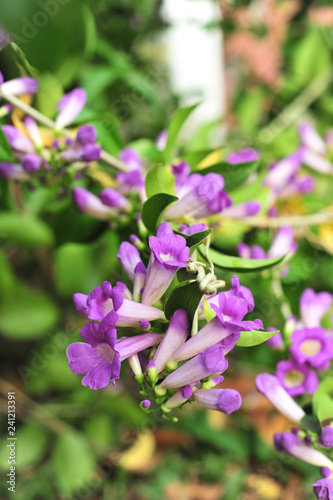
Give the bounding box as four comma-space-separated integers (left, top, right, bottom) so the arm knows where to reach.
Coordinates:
161, 0, 225, 139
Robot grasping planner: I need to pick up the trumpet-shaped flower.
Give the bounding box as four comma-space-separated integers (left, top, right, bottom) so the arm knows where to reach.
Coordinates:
194, 388, 242, 414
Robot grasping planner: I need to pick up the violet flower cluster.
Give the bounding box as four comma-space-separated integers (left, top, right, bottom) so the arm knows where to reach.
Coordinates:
256, 373, 333, 499
66, 221, 263, 419
266, 288, 333, 397
0, 74, 100, 186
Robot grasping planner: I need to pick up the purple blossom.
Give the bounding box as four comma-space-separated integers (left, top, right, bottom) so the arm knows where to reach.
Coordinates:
226, 147, 260, 164
164, 173, 232, 220
318, 427, 333, 449
179, 222, 207, 235
0, 163, 30, 181
76, 124, 98, 144
159, 345, 228, 390
156, 130, 167, 151
119, 148, 142, 170
21, 153, 42, 173
312, 478, 333, 500
162, 385, 193, 412
275, 359, 318, 396
223, 201, 261, 218
0, 72, 38, 96
299, 289, 333, 328
66, 310, 162, 390
55, 88, 87, 130
24, 118, 43, 150
61, 143, 101, 163
100, 188, 129, 210
256, 373, 306, 423
299, 122, 327, 155
152, 309, 190, 374
72, 187, 116, 220
264, 152, 302, 193
73, 280, 164, 326
117, 242, 145, 282
265, 329, 284, 349
194, 388, 242, 414
116, 170, 144, 195
141, 223, 190, 306
274, 432, 333, 468
289, 328, 333, 371
2, 125, 35, 154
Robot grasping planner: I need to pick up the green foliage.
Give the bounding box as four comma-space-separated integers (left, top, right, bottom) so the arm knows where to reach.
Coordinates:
141, 193, 178, 232
163, 104, 199, 164
164, 281, 203, 321
236, 329, 279, 348
0, 128, 15, 162
313, 377, 333, 422
145, 164, 176, 198
0, 212, 54, 247
199, 246, 285, 272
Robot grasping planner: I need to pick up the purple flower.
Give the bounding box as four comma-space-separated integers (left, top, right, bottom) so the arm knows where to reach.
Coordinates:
299, 122, 327, 155
226, 148, 260, 164
300, 147, 333, 175
179, 222, 207, 235
289, 328, 333, 371
2, 125, 35, 154
237, 243, 267, 260
141, 223, 190, 306
312, 478, 333, 500
194, 388, 242, 414
61, 143, 101, 163
275, 359, 318, 396
164, 173, 232, 220
24, 118, 43, 150
268, 226, 297, 259
21, 153, 42, 173
55, 88, 87, 130
172, 161, 191, 191
119, 148, 142, 170
156, 130, 167, 151
117, 242, 145, 282
72, 187, 116, 220
159, 345, 228, 391
299, 289, 332, 328
116, 170, 144, 195
100, 188, 129, 210
152, 309, 190, 374
223, 201, 261, 218
318, 427, 333, 449
0, 72, 38, 96
162, 385, 193, 412
256, 373, 306, 423
274, 432, 333, 468
76, 125, 97, 144
0, 163, 30, 180
264, 152, 302, 193
66, 310, 162, 390
73, 280, 164, 326
266, 329, 284, 349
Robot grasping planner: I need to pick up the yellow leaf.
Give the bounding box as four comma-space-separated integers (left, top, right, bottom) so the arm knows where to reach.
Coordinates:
197, 149, 223, 169
118, 431, 156, 473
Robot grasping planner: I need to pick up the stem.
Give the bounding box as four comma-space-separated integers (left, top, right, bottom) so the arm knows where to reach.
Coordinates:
259, 69, 332, 144
271, 271, 292, 321
0, 90, 128, 172
235, 208, 333, 228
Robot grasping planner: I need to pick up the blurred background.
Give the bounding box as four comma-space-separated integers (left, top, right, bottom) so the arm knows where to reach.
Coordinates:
1, 1, 333, 499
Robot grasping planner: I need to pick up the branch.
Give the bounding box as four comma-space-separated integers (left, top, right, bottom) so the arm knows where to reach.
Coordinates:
235, 209, 333, 228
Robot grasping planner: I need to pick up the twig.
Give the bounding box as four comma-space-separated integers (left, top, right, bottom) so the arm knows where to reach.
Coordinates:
0, 90, 128, 172
235, 209, 333, 228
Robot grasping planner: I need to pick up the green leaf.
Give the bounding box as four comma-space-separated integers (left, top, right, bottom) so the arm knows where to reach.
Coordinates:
0, 128, 15, 162
53, 431, 95, 498
164, 103, 199, 163
184, 229, 212, 252
199, 160, 260, 192
236, 330, 279, 347
0, 212, 54, 247
200, 246, 285, 273
141, 193, 178, 233
182, 149, 214, 169
313, 377, 333, 422
300, 415, 321, 435
37, 73, 63, 118
0, 424, 49, 471
0, 283, 59, 339
164, 281, 203, 321
145, 164, 176, 198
